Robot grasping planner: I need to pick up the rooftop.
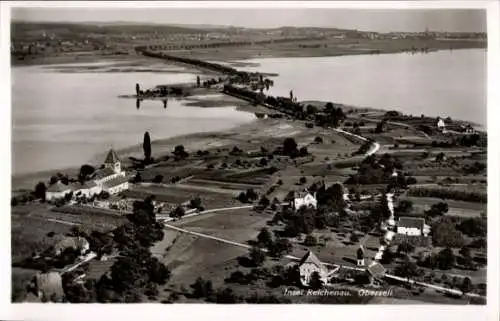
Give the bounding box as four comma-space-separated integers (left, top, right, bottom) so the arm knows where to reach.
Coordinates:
92, 167, 117, 181
398, 217, 425, 230
70, 180, 97, 190
104, 149, 120, 164
102, 176, 129, 189
46, 181, 73, 193
298, 251, 327, 273
367, 262, 386, 278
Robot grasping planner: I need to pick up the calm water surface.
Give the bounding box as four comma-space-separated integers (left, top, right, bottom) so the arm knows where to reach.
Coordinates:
12, 63, 255, 175
241, 49, 486, 126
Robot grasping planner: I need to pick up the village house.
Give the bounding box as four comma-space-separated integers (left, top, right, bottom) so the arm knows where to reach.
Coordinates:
397, 217, 430, 237
289, 190, 318, 210
437, 117, 446, 133
45, 181, 74, 201
297, 251, 329, 286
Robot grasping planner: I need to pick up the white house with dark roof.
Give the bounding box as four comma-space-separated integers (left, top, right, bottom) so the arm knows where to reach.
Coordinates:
437, 117, 446, 133
297, 250, 329, 286
45, 181, 74, 201
291, 191, 317, 210
397, 217, 429, 237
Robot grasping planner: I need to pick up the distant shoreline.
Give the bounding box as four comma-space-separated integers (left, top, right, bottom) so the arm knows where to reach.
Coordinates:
11, 39, 486, 68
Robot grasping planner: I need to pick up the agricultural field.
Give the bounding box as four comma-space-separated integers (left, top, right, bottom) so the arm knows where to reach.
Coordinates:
153, 208, 273, 296
11, 203, 127, 263
11, 214, 72, 263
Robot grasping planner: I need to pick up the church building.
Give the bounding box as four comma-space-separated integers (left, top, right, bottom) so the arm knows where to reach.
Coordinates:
46, 149, 129, 201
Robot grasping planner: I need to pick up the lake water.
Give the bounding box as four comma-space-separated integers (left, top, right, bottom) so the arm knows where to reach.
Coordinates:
240, 49, 486, 126
12, 49, 486, 176
11, 63, 255, 175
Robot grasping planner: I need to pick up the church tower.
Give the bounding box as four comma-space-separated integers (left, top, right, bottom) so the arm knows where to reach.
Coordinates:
103, 149, 121, 174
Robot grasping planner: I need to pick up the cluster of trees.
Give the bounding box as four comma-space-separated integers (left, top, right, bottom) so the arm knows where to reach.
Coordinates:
251, 228, 292, 259
431, 216, 466, 247
280, 138, 308, 158
346, 154, 406, 186
351, 141, 374, 156
223, 85, 345, 125
223, 84, 267, 105
189, 274, 292, 303
170, 205, 185, 218
237, 188, 259, 203
408, 187, 486, 203
425, 201, 449, 218
314, 102, 346, 128
188, 196, 203, 211
417, 247, 457, 270
370, 194, 392, 224
78, 164, 96, 184
173, 145, 189, 159
394, 257, 421, 278
456, 217, 486, 238
225, 267, 273, 286
279, 206, 329, 238
461, 162, 486, 175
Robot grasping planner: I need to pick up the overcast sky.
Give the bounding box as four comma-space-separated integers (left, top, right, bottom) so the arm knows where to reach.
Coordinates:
12, 8, 486, 33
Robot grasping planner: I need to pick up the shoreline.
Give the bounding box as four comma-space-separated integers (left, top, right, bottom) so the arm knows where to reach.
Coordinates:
11, 116, 261, 191
11, 47, 486, 189
11, 44, 485, 68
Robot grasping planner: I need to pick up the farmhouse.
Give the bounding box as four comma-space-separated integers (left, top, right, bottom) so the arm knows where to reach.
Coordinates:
291, 191, 318, 210
397, 217, 430, 237
298, 250, 329, 286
